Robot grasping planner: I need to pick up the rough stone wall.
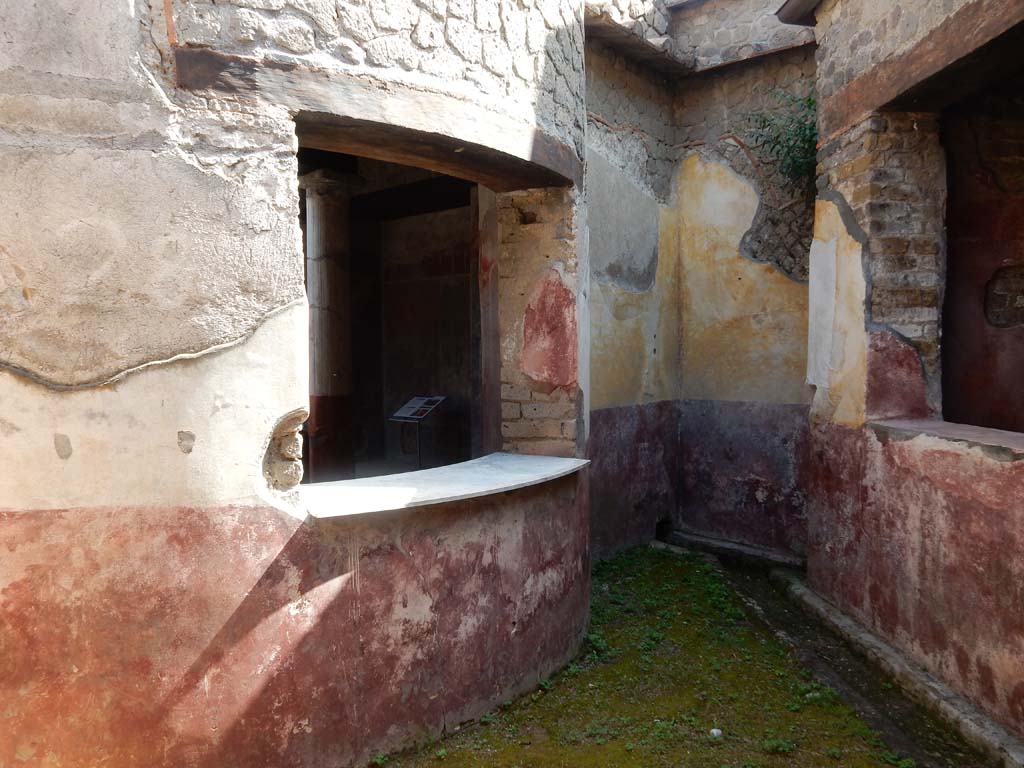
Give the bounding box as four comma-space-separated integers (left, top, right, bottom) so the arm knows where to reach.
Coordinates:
668, 0, 814, 71
584, 0, 672, 47
586, 42, 677, 199
676, 45, 817, 281
813, 0, 974, 106
816, 113, 945, 416
173, 0, 586, 155
498, 188, 583, 458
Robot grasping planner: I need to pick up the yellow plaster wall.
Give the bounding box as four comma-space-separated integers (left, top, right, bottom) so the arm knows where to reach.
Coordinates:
676, 155, 811, 405
589, 154, 813, 411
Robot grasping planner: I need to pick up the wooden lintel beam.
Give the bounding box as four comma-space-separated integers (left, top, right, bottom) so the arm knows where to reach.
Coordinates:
174, 47, 581, 192
350, 177, 474, 221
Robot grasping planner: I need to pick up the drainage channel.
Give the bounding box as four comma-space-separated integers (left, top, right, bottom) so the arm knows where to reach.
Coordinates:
707, 553, 996, 768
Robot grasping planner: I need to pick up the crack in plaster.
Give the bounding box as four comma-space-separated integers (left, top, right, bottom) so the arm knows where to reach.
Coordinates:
0, 297, 305, 392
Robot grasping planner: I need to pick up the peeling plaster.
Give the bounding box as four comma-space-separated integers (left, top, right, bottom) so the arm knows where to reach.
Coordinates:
807, 198, 868, 427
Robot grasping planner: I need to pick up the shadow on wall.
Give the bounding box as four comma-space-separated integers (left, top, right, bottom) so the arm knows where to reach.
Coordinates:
0, 478, 588, 768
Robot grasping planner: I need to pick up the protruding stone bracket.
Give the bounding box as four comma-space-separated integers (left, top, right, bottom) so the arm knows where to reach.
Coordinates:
264, 407, 309, 491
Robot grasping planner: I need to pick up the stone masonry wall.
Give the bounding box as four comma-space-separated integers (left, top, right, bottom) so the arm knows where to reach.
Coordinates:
498, 188, 582, 458
586, 41, 677, 200
669, 0, 814, 71
584, 0, 673, 48
814, 0, 975, 107
173, 0, 586, 155
817, 113, 946, 414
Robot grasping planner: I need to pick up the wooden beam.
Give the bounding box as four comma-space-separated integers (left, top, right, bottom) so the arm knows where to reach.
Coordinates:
821, 1, 1024, 136
349, 177, 473, 221
886, 20, 1024, 113
174, 48, 581, 192
297, 111, 572, 193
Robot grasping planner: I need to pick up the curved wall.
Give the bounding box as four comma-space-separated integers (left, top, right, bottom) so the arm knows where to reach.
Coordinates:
0, 476, 589, 767
0, 1, 590, 765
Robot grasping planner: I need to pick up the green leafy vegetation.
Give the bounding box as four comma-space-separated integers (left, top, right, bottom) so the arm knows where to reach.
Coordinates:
748, 91, 819, 193
388, 547, 920, 767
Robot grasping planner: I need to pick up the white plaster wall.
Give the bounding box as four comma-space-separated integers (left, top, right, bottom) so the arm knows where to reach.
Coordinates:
0, 0, 307, 511
0, 0, 304, 389
1, 0, 590, 513
0, 303, 308, 514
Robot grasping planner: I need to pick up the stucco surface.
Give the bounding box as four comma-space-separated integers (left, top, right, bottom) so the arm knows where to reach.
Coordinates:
0, 303, 308, 513
809, 423, 1024, 737
0, 0, 305, 389
0, 145, 304, 387
807, 198, 867, 426
677, 155, 810, 405
0, 476, 589, 767
589, 200, 681, 410
587, 152, 660, 293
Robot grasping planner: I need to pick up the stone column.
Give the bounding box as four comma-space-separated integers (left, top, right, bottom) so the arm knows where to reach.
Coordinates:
300, 172, 355, 480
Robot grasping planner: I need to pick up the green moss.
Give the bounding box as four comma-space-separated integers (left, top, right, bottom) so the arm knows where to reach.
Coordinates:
388, 547, 917, 768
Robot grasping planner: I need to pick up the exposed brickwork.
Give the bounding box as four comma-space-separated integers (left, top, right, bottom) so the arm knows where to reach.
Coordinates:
497, 187, 582, 457
818, 112, 946, 411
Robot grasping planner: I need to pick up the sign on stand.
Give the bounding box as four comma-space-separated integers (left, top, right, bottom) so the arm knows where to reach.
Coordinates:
389, 396, 446, 467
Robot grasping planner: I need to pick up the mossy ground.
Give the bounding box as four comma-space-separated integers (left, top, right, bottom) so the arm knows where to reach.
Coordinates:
384, 547, 920, 768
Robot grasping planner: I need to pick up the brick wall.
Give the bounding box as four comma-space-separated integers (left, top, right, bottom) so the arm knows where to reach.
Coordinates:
818, 112, 946, 412
497, 187, 582, 457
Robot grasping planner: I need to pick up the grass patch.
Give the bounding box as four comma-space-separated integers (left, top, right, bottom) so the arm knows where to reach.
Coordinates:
387, 547, 919, 767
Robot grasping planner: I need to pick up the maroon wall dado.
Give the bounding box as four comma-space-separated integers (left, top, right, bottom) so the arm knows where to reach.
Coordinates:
588, 400, 810, 560
0, 475, 589, 768
808, 422, 1024, 736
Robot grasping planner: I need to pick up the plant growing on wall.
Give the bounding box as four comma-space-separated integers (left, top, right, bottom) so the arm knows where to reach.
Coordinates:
748, 92, 818, 194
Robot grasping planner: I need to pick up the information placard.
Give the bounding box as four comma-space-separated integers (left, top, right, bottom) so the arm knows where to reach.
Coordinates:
390, 396, 445, 422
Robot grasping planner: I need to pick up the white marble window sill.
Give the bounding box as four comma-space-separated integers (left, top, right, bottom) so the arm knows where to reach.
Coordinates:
870, 419, 1024, 461
302, 452, 589, 519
